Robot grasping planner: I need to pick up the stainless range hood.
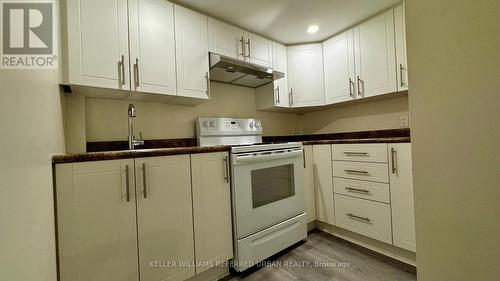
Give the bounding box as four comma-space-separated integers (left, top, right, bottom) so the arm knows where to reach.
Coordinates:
209, 53, 285, 88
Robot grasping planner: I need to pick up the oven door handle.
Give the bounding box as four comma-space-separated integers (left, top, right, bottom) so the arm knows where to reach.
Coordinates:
234, 150, 303, 164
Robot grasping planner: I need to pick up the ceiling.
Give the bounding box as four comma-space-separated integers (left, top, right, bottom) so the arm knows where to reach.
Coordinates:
172, 0, 401, 44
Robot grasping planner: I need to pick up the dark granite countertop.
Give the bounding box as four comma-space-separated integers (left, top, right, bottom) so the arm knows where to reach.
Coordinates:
53, 129, 410, 164
52, 145, 231, 164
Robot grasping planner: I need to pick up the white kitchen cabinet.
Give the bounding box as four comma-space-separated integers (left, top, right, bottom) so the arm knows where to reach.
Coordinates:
67, 0, 130, 91
128, 0, 177, 95
191, 152, 233, 274
394, 4, 409, 91
323, 29, 356, 104
135, 155, 195, 281
287, 44, 325, 107
55, 160, 139, 281
272, 42, 287, 73
313, 144, 334, 225
354, 10, 397, 98
208, 18, 245, 60
174, 5, 210, 99
303, 146, 316, 223
255, 77, 289, 110
388, 143, 416, 252
244, 32, 272, 67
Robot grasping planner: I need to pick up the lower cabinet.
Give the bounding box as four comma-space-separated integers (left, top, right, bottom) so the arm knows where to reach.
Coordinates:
303, 145, 316, 223
191, 152, 233, 274
313, 144, 334, 225
135, 155, 195, 281
55, 152, 232, 281
388, 143, 416, 252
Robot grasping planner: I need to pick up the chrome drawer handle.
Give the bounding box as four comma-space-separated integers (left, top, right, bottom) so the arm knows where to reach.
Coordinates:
346, 213, 371, 222
344, 169, 369, 175
343, 152, 368, 156
345, 187, 369, 194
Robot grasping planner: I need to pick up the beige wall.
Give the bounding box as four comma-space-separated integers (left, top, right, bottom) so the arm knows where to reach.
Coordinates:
296, 94, 408, 134
83, 82, 298, 142
65, 83, 408, 150
0, 70, 65, 281
406, 0, 500, 280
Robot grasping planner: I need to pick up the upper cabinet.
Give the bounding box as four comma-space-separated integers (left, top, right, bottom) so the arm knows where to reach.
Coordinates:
272, 42, 287, 73
353, 10, 397, 98
67, 0, 131, 91
244, 32, 272, 67
128, 0, 177, 95
208, 19, 271, 68
394, 4, 409, 91
208, 18, 245, 60
287, 44, 325, 107
174, 5, 210, 99
323, 29, 356, 104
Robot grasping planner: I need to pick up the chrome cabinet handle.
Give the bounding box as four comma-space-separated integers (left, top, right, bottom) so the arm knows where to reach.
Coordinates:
275, 85, 280, 104
391, 147, 397, 174
349, 78, 355, 98
289, 88, 293, 106
125, 164, 130, 202
223, 156, 229, 183
343, 152, 368, 156
400, 64, 406, 87
239, 36, 245, 58
346, 213, 371, 222
246, 39, 251, 58
345, 187, 369, 194
118, 55, 125, 86
133, 58, 140, 89
303, 148, 306, 168
357, 76, 364, 97
142, 163, 147, 198
344, 169, 369, 175
205, 72, 210, 96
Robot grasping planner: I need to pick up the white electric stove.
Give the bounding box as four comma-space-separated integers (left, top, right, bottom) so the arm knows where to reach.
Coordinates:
197, 117, 307, 272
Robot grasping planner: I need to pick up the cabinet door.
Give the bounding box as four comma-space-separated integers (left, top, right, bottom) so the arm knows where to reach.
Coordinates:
287, 44, 325, 107
394, 4, 409, 91
174, 5, 210, 99
323, 29, 356, 104
135, 155, 195, 281
303, 146, 316, 223
69, 0, 130, 90
313, 145, 334, 224
191, 152, 233, 274
128, 0, 177, 95
208, 18, 245, 60
274, 78, 289, 107
272, 42, 287, 73
354, 10, 397, 98
245, 32, 271, 67
388, 143, 416, 252
55, 160, 138, 281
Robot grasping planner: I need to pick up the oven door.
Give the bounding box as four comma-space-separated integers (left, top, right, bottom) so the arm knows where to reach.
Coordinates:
232, 148, 305, 238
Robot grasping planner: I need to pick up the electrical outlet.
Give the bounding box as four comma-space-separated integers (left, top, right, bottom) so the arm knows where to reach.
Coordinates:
400, 115, 409, 127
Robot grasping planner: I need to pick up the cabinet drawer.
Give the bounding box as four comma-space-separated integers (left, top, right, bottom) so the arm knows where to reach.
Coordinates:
333, 177, 390, 203
334, 195, 392, 244
332, 144, 388, 163
333, 161, 389, 183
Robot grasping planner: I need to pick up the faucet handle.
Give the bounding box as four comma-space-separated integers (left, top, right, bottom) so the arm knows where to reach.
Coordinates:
138, 131, 144, 141
133, 131, 145, 146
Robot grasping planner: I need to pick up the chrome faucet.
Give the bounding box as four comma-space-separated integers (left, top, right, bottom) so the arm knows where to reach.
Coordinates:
128, 103, 144, 150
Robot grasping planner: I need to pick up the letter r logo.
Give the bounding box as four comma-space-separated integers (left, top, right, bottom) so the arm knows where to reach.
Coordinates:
2, 2, 53, 54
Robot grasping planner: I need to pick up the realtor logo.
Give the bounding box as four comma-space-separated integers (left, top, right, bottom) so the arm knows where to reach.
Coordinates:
1, 1, 57, 69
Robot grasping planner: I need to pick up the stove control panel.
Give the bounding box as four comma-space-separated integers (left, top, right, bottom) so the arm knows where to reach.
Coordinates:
196, 118, 263, 146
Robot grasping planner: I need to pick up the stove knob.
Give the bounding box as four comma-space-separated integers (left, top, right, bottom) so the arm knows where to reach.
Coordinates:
255, 122, 261, 128
202, 120, 209, 128
249, 122, 254, 128
209, 120, 216, 127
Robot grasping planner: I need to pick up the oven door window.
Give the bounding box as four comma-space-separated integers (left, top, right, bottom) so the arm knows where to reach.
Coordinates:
251, 164, 295, 208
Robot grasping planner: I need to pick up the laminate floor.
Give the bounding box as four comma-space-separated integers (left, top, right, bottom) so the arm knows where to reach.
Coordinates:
227, 230, 416, 281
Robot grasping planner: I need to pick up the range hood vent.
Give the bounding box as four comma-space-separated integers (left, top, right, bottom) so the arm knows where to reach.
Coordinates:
209, 53, 285, 88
